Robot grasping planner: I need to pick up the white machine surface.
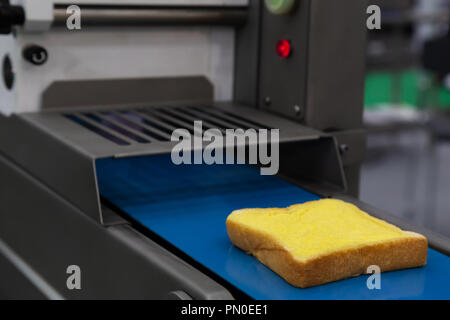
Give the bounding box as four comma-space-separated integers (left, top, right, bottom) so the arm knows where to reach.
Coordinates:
0, 0, 244, 115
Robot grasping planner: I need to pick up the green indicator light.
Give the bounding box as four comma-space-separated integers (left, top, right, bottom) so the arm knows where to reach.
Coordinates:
265, 0, 296, 15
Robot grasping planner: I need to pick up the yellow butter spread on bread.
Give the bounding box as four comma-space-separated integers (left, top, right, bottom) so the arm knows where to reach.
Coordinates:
226, 199, 428, 288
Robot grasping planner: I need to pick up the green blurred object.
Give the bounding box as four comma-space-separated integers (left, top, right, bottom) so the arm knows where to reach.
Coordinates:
439, 85, 450, 106
365, 72, 393, 109
264, 0, 296, 15
364, 69, 450, 110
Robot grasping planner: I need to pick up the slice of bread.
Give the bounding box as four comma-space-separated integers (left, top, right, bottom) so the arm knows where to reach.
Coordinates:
226, 199, 428, 288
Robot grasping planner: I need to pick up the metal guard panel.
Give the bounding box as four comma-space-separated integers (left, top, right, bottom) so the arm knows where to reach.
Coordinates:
0, 102, 346, 223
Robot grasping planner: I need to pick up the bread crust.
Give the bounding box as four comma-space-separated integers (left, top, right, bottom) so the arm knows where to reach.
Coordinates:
227, 219, 428, 288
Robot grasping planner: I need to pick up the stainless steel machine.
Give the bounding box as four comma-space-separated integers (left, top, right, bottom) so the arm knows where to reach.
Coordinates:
0, 0, 449, 300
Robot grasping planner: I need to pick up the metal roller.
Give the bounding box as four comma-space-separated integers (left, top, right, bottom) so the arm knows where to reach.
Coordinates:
53, 6, 248, 27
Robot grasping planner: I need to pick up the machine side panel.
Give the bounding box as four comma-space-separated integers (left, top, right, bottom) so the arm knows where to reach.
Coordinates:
0, 114, 102, 222
234, 0, 261, 107
42, 76, 214, 109
0, 153, 233, 299
258, 0, 311, 120
305, 0, 367, 130
0, 246, 48, 300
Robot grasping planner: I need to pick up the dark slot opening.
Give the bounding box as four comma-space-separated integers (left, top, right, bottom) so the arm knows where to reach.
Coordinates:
156, 108, 220, 131
84, 113, 150, 144
219, 109, 271, 130
140, 109, 195, 135
120, 111, 175, 136
175, 107, 235, 130
64, 114, 130, 146
189, 106, 253, 130
102, 112, 169, 141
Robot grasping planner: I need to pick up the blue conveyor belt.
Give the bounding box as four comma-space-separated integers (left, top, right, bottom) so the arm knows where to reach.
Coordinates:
96, 154, 450, 300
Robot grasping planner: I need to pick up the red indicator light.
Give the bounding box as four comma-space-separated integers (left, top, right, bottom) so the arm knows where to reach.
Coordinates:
276, 39, 292, 58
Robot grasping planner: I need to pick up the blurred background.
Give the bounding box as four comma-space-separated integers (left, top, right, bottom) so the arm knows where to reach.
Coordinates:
362, 0, 450, 237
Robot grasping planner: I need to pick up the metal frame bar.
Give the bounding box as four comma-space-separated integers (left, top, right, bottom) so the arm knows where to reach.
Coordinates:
52, 5, 248, 27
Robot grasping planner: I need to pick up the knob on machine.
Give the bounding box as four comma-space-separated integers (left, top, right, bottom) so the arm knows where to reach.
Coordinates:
23, 45, 49, 66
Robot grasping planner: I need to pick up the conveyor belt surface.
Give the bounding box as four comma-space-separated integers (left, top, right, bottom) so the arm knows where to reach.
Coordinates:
97, 154, 450, 300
